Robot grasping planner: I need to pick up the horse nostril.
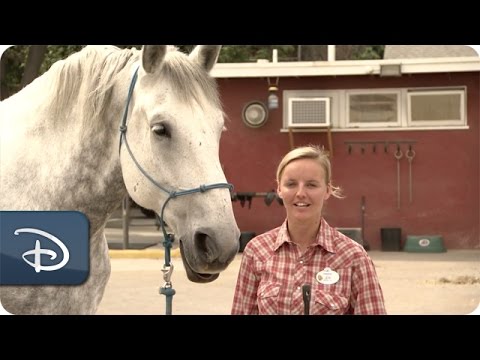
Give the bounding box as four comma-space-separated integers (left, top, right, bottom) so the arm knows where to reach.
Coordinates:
195, 232, 208, 252
194, 231, 217, 262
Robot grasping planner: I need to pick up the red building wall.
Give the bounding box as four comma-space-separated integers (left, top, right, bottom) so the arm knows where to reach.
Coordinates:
218, 72, 480, 249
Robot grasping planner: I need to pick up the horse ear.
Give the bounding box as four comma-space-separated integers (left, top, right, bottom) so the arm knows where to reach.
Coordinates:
141, 45, 167, 74
189, 45, 222, 73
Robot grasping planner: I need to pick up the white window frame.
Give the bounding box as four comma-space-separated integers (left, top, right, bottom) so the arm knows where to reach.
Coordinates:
345, 89, 402, 128
280, 87, 468, 133
406, 89, 465, 127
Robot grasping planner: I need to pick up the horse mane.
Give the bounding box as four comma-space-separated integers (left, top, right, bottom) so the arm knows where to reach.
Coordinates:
42, 45, 139, 128
160, 48, 221, 110
2, 45, 221, 133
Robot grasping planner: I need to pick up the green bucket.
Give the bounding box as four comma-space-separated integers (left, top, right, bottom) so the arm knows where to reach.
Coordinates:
404, 235, 446, 253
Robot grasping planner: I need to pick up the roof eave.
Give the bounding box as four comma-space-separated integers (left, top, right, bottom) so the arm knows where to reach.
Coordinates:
211, 57, 480, 78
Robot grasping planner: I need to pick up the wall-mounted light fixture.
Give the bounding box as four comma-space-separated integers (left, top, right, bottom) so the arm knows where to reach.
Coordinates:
242, 101, 268, 128
380, 64, 402, 77
267, 77, 279, 110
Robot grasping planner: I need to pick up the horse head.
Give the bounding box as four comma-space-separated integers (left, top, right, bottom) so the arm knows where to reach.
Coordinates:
119, 45, 240, 283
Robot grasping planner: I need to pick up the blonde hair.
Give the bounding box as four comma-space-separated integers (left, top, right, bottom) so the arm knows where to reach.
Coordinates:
276, 145, 344, 199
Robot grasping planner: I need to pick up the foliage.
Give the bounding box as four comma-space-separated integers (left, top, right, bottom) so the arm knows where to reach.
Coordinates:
40, 45, 85, 73
2, 45, 385, 98
2, 46, 29, 96
2, 46, 85, 98
353, 45, 384, 60
218, 45, 297, 63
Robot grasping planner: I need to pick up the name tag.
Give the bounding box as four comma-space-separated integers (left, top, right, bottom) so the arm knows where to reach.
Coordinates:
316, 267, 339, 285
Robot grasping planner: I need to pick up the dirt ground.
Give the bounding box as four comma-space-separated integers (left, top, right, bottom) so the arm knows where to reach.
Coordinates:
96, 250, 480, 315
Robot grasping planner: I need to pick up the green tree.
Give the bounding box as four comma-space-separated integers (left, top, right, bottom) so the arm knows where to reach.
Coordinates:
218, 45, 296, 62
40, 45, 85, 74
299, 45, 384, 61
1, 45, 384, 100
1, 45, 85, 100
1, 46, 29, 99
353, 45, 385, 60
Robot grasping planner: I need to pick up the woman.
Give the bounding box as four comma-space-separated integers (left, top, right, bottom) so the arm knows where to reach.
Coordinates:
231, 145, 386, 315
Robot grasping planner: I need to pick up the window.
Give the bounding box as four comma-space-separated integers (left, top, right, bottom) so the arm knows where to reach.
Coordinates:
346, 90, 401, 128
281, 87, 467, 132
407, 89, 465, 127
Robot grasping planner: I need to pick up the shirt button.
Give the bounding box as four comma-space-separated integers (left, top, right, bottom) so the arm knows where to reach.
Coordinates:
297, 286, 301, 290
299, 260, 304, 264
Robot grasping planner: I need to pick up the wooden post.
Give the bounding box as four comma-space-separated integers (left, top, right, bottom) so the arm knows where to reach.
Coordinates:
288, 127, 295, 149
327, 126, 333, 158
289, 126, 333, 156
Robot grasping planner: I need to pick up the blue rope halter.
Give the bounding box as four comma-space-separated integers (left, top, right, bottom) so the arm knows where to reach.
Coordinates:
119, 66, 234, 315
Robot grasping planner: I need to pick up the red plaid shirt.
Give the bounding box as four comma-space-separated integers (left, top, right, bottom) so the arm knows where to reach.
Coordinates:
231, 218, 386, 315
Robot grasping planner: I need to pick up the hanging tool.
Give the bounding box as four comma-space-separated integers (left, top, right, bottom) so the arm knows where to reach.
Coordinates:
236, 192, 255, 208
264, 191, 276, 206
394, 147, 403, 210
406, 146, 416, 203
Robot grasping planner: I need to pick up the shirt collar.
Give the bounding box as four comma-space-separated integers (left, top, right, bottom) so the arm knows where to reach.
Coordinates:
274, 218, 337, 253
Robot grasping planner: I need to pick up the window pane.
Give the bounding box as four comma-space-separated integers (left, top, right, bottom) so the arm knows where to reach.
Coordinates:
411, 94, 461, 121
349, 94, 397, 123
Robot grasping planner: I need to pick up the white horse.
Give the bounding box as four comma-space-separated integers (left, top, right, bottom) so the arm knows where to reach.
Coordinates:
0, 45, 240, 314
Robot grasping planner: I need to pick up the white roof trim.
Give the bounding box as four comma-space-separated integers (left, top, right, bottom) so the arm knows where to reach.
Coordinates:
211, 57, 480, 78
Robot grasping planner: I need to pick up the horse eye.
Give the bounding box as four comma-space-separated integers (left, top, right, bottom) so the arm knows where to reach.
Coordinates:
151, 124, 170, 138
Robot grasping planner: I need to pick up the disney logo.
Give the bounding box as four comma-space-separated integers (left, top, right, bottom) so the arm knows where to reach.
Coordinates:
14, 228, 70, 273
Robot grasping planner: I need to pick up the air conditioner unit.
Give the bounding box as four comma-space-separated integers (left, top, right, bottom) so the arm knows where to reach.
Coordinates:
288, 97, 330, 127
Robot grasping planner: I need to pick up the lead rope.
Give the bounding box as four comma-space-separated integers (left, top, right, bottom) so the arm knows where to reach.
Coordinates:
157, 213, 175, 315
119, 64, 234, 315
154, 184, 233, 315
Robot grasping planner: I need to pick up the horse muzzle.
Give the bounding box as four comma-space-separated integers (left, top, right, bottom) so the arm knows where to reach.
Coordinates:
179, 228, 239, 283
